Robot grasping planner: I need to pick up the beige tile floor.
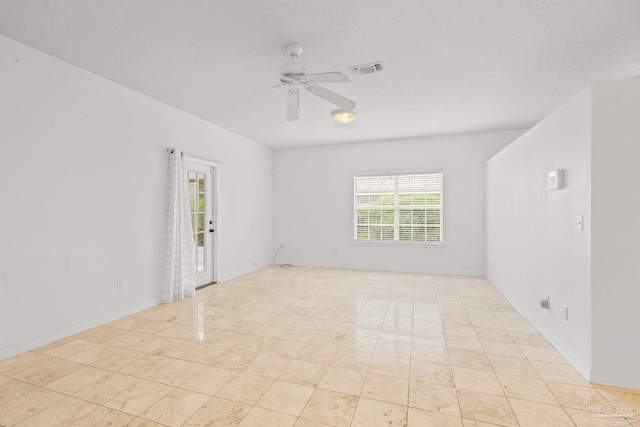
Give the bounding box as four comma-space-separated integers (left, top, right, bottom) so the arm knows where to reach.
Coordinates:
1, 266, 639, 426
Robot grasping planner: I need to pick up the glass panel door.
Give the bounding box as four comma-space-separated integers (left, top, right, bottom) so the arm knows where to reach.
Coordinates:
187, 161, 215, 286
188, 171, 206, 273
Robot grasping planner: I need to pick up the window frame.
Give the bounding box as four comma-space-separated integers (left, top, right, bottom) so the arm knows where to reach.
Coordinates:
353, 171, 444, 246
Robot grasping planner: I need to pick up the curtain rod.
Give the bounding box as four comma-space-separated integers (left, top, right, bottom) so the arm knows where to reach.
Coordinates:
166, 147, 222, 165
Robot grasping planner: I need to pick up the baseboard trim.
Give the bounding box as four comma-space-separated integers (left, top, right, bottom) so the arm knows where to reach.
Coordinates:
0, 297, 161, 361
485, 275, 592, 382
590, 373, 640, 390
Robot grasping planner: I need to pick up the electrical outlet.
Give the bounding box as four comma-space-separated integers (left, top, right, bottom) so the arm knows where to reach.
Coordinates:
116, 281, 123, 292
540, 296, 550, 309
563, 306, 569, 321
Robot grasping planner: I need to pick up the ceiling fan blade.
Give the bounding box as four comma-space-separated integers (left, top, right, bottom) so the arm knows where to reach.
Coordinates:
305, 72, 351, 83
232, 84, 283, 107
305, 83, 356, 110
286, 89, 299, 121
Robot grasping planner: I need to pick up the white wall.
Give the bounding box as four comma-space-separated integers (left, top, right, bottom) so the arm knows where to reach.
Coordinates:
273, 131, 523, 275
0, 35, 273, 358
590, 79, 640, 388
485, 88, 592, 378
486, 78, 640, 389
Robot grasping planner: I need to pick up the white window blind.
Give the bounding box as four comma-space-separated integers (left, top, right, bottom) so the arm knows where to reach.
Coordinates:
354, 172, 443, 244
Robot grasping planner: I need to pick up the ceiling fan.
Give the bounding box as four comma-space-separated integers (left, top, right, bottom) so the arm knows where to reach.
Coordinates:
237, 44, 356, 121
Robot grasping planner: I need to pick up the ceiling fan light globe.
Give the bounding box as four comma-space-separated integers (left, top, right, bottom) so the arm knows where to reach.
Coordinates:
331, 109, 356, 123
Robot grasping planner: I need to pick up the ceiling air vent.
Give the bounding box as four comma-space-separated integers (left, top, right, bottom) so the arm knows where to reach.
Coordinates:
349, 62, 383, 76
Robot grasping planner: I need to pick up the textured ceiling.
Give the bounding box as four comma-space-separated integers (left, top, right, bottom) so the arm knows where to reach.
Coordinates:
1, 1, 639, 149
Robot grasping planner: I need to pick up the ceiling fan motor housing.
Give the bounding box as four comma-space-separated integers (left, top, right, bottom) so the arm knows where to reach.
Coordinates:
279, 63, 307, 83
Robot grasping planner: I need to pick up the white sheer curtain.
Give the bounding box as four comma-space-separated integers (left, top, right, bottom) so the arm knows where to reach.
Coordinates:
162, 149, 196, 303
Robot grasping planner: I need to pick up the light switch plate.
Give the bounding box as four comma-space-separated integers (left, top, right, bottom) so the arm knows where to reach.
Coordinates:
547, 169, 564, 190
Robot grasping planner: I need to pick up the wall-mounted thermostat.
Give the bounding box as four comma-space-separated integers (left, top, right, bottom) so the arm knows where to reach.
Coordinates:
547, 169, 564, 190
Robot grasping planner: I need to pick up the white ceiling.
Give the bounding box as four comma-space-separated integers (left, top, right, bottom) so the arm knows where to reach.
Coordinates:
1, 1, 639, 149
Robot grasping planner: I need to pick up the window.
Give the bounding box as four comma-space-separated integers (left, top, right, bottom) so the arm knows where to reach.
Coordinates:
354, 172, 443, 244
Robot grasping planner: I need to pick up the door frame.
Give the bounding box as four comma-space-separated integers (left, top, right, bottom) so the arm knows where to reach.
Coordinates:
186, 155, 219, 285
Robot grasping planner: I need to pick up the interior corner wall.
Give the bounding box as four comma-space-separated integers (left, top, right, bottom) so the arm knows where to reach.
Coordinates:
0, 35, 273, 359
590, 78, 640, 388
485, 88, 592, 379
273, 130, 524, 275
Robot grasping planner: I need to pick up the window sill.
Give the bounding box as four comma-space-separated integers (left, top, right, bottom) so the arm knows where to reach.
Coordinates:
351, 240, 445, 248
